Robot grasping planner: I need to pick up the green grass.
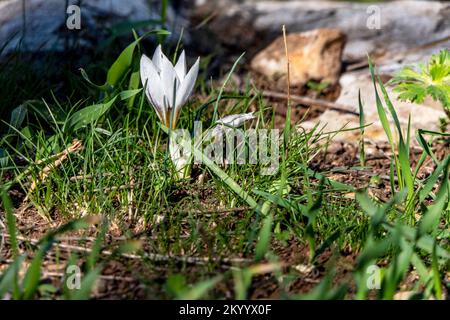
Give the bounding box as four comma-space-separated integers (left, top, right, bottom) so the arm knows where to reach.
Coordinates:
0, 31, 449, 300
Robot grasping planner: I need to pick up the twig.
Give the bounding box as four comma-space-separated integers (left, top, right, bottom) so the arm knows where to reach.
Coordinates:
165, 207, 249, 215
92, 184, 135, 193
128, 167, 135, 221
259, 90, 359, 116
70, 172, 115, 181
282, 25, 291, 113
69, 166, 143, 182
0, 218, 5, 255
27, 139, 83, 200
1, 233, 250, 267
42, 271, 137, 283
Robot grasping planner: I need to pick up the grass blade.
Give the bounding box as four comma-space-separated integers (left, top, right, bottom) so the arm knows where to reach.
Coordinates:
254, 213, 273, 261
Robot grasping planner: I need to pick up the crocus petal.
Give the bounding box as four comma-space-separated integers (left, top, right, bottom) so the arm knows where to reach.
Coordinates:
160, 54, 179, 110
174, 57, 199, 110
152, 45, 163, 72
140, 54, 167, 124
216, 112, 255, 128
174, 50, 186, 80
172, 57, 199, 127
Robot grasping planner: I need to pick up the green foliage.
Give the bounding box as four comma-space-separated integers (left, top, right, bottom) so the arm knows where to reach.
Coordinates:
254, 213, 273, 261
80, 29, 169, 91
67, 97, 118, 131
358, 90, 366, 167
306, 80, 330, 93
390, 49, 450, 114
369, 57, 415, 220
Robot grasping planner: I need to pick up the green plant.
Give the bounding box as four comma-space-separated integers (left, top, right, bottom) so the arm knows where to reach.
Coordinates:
369, 57, 415, 221
390, 49, 450, 118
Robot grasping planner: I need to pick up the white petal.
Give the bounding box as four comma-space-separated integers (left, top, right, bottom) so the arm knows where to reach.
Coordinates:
174, 57, 199, 110
172, 58, 200, 126
152, 45, 163, 72
160, 54, 179, 110
140, 54, 167, 124
216, 112, 255, 127
174, 50, 186, 80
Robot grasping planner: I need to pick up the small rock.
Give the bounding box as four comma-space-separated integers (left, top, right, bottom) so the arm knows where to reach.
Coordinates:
393, 291, 416, 300
294, 264, 316, 276
197, 173, 208, 184
153, 214, 165, 226
250, 28, 346, 87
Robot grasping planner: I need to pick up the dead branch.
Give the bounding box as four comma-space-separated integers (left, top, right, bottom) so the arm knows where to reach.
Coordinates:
27, 139, 83, 198
1, 233, 250, 267
258, 90, 360, 116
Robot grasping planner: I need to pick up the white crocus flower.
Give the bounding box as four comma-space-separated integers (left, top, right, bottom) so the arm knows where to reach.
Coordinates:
216, 112, 255, 127
168, 113, 256, 179
212, 112, 256, 166
212, 112, 255, 138
140, 45, 200, 128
